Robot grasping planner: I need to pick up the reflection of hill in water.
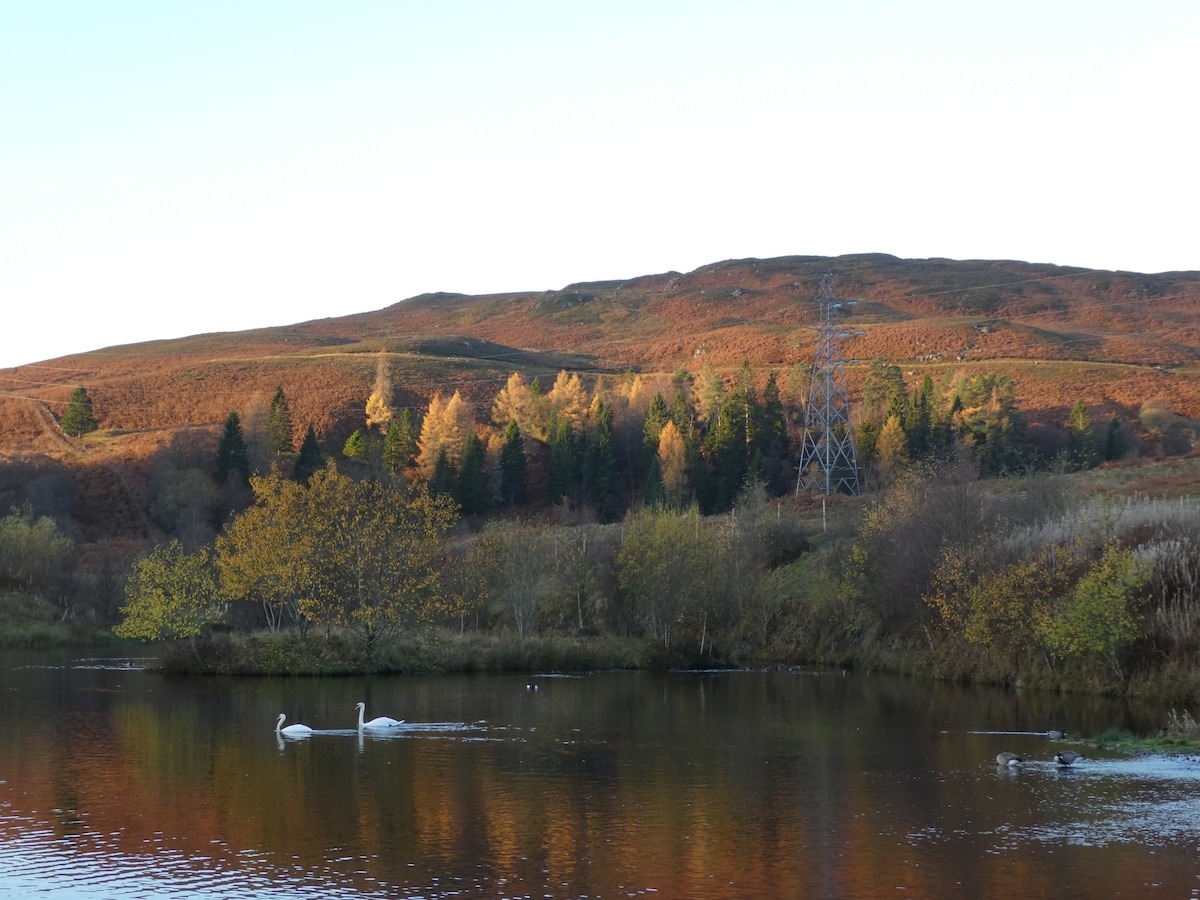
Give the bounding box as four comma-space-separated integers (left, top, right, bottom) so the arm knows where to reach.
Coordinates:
3, 661, 1200, 897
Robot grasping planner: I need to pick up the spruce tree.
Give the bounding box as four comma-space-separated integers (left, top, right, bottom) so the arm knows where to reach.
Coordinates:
267, 386, 294, 453
457, 433, 489, 514
382, 409, 416, 474
60, 386, 98, 436
586, 400, 618, 519
703, 400, 747, 512
547, 418, 575, 505
293, 424, 323, 484
643, 392, 670, 451
431, 447, 457, 499
499, 420, 527, 506
342, 429, 368, 463
215, 411, 251, 485
1105, 415, 1126, 462
1066, 399, 1099, 470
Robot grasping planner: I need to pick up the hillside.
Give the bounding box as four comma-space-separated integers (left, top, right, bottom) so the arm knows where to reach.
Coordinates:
3, 252, 1200, 541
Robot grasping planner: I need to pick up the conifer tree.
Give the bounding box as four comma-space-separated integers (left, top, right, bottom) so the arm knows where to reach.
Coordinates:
547, 418, 574, 505
1104, 415, 1126, 462
342, 429, 369, 463
492, 373, 532, 433
382, 410, 416, 474
215, 411, 251, 485
658, 420, 690, 508
457, 433, 489, 514
430, 447, 457, 499
499, 420, 528, 507
643, 392, 670, 461
294, 424, 323, 484
60, 386, 98, 437
698, 361, 724, 424
267, 386, 294, 453
417, 391, 471, 479
875, 413, 910, 478
586, 398, 618, 519
548, 370, 589, 428
703, 399, 748, 512
1066, 399, 1099, 470
907, 375, 935, 457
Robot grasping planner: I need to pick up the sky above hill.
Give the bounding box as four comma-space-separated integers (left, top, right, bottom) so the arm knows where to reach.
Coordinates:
2, 1, 1199, 371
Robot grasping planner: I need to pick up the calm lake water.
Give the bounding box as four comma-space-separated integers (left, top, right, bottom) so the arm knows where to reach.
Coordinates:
1, 648, 1199, 899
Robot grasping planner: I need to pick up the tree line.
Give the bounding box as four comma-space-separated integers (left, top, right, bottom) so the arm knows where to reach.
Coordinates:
180, 358, 1139, 538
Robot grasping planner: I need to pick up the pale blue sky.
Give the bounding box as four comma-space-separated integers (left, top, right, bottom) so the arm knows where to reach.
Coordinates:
3, 1, 1198, 369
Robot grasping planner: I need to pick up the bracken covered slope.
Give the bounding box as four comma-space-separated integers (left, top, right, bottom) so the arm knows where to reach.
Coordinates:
2, 253, 1199, 538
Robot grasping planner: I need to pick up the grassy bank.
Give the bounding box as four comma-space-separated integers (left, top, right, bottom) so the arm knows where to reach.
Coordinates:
0, 590, 73, 648
151, 629, 693, 676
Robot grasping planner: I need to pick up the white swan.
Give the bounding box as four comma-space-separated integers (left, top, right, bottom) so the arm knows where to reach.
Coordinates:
356, 701, 403, 729
275, 713, 313, 736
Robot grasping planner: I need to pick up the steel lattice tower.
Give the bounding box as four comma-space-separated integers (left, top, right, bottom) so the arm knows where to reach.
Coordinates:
796, 274, 860, 496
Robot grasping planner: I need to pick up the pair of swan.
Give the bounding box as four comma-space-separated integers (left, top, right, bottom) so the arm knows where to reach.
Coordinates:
275, 702, 404, 735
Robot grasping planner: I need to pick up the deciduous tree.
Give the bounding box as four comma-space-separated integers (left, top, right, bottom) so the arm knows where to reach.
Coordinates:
115, 541, 226, 647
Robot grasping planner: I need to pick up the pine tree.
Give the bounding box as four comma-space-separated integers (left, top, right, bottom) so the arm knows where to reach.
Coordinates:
382, 410, 416, 474
1104, 415, 1126, 462
342, 429, 368, 463
215, 412, 251, 485
703, 399, 748, 512
547, 418, 574, 505
643, 392, 670, 470
430, 447, 457, 499
457, 433, 489, 514
1066, 399, 1099, 470
586, 399, 618, 520
499, 420, 528, 507
267, 386, 294, 453
60, 386, 98, 436
907, 375, 935, 457
294, 424, 323, 484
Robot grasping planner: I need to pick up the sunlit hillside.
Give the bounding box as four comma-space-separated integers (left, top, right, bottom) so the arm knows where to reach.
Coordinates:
3, 253, 1200, 541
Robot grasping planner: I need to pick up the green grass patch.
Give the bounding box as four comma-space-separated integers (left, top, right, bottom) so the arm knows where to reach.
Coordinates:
0, 590, 71, 648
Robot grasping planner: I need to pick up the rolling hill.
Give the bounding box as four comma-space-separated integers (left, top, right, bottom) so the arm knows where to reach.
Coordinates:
3, 252, 1200, 541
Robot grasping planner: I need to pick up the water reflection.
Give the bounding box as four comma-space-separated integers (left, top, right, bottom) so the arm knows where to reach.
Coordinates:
1, 651, 1199, 898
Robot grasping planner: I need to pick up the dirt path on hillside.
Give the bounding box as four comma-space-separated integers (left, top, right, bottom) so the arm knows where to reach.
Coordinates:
32, 400, 80, 456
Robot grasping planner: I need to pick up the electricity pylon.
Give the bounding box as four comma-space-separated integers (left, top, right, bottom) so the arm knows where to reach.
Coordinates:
796, 274, 860, 496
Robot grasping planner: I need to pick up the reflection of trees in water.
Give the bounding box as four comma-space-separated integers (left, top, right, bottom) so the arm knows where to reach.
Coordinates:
0, 668, 1189, 898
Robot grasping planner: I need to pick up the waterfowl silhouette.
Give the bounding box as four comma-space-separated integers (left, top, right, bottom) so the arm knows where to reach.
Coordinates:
996, 751, 1023, 766
1054, 749, 1083, 766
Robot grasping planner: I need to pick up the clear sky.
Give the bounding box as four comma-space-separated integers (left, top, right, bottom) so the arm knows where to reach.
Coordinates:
3, 1, 1198, 370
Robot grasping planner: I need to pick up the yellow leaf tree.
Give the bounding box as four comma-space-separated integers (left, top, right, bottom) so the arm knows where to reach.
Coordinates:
115, 541, 226, 649
417, 391, 472, 479
657, 419, 690, 508
548, 371, 588, 430
216, 471, 315, 633
300, 462, 460, 657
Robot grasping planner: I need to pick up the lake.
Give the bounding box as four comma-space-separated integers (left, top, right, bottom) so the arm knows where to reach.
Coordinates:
1, 648, 1198, 898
